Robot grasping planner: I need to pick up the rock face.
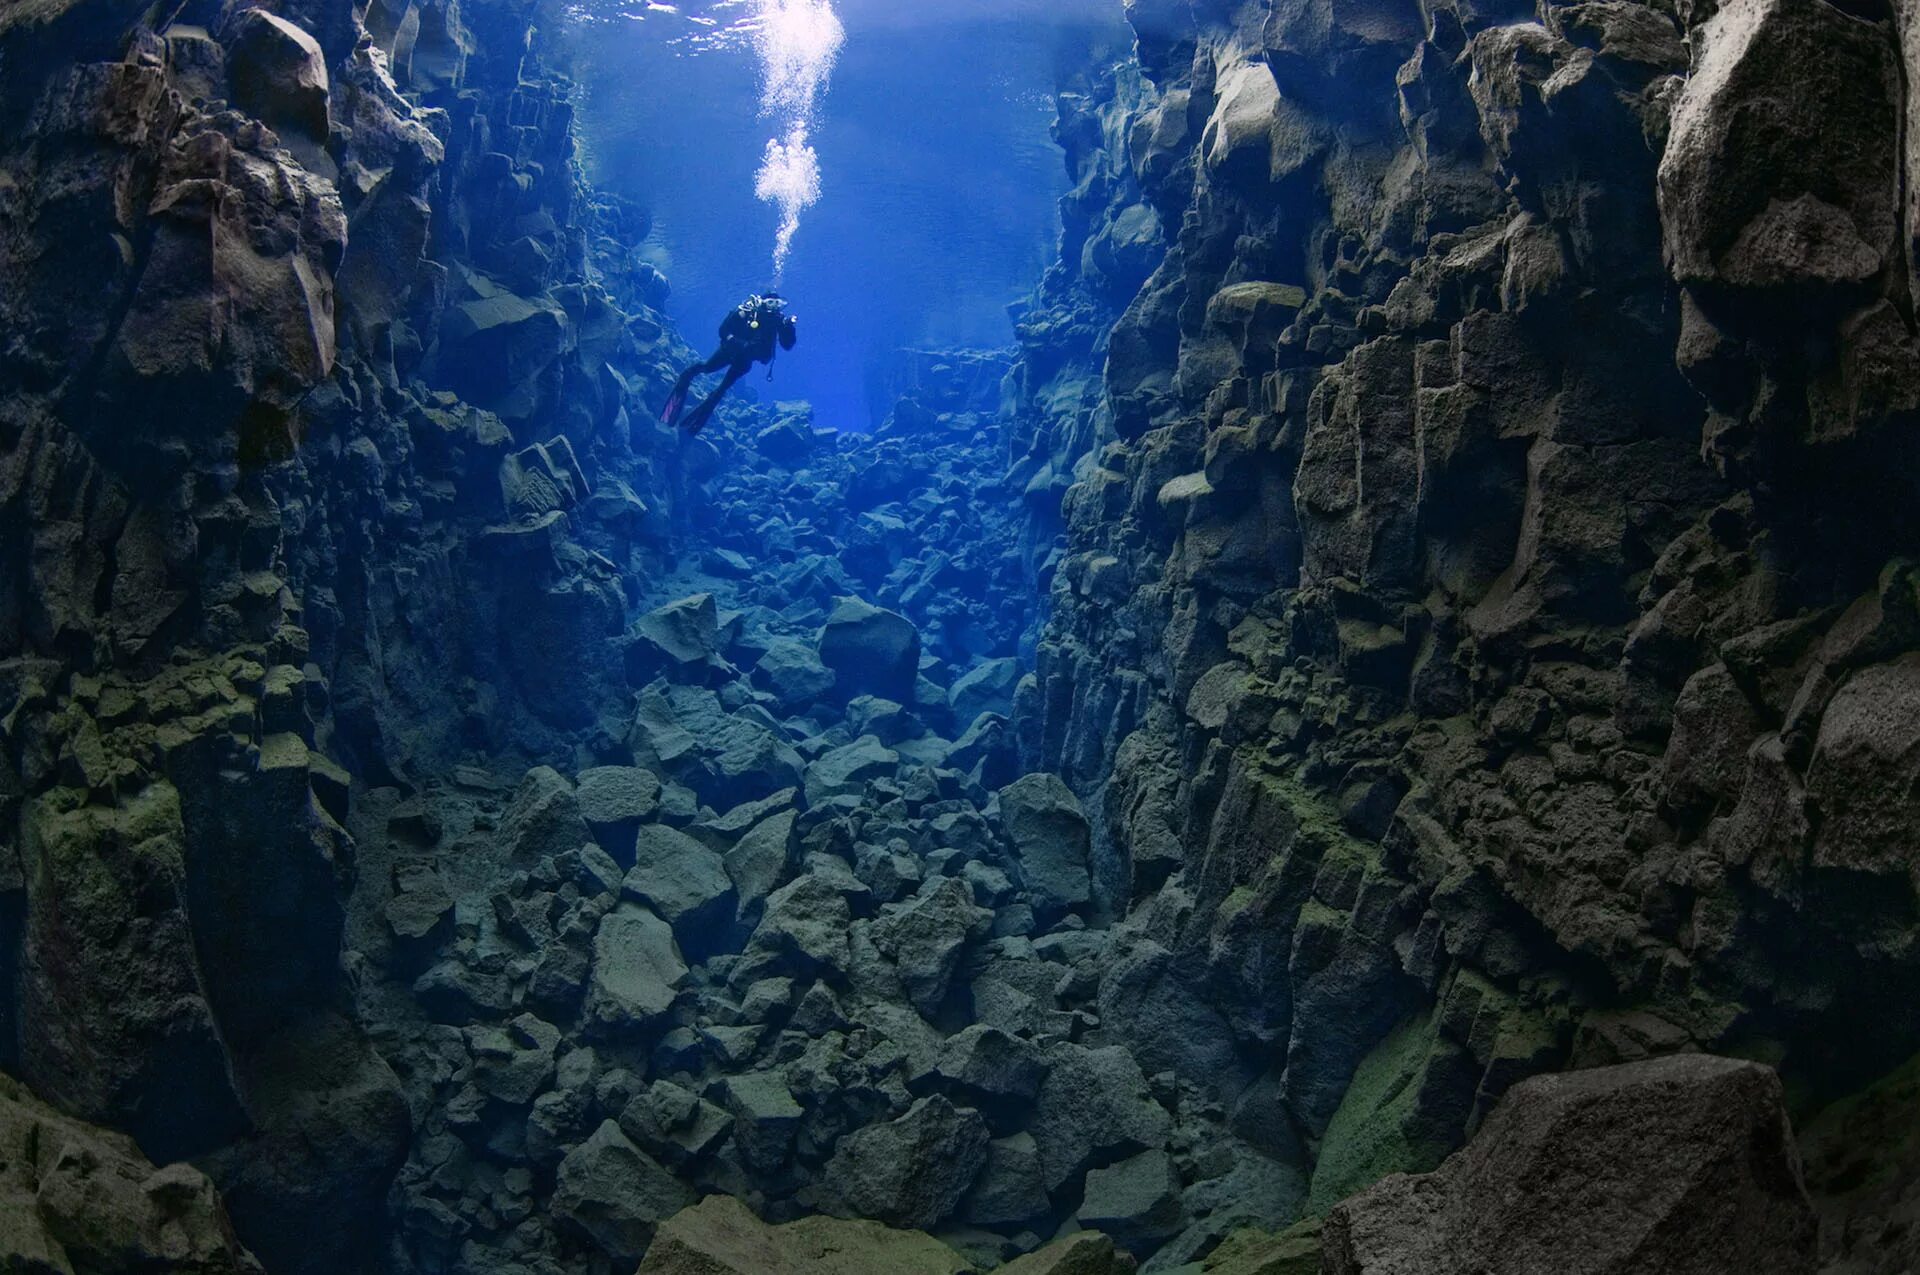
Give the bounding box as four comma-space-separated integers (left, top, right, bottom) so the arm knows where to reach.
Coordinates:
1322, 1055, 1818, 1274
1012, 0, 1920, 1234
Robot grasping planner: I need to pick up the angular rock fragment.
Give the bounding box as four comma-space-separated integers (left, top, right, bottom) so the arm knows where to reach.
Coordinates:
553, 1119, 696, 1262
634, 593, 724, 669
585, 903, 689, 1035
639, 1194, 972, 1274
819, 598, 922, 702
818, 1095, 991, 1231
0, 1073, 263, 1273
1031, 1044, 1171, 1192
961, 1131, 1051, 1227
1322, 1056, 1817, 1273
576, 766, 663, 860
223, 8, 329, 140
500, 766, 592, 864
1077, 1148, 1184, 1255
806, 734, 901, 805
998, 773, 1093, 919
624, 824, 738, 957
872, 878, 993, 1016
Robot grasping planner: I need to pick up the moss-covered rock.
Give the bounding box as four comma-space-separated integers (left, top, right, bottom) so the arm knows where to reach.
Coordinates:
638, 1194, 975, 1274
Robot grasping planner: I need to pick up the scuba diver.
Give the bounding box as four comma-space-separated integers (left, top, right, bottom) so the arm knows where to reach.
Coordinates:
662, 292, 799, 435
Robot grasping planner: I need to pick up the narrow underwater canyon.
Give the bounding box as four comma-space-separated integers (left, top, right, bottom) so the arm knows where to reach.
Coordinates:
1, 0, 1919, 1271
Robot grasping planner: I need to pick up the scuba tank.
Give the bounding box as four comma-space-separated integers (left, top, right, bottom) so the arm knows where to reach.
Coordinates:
738, 295, 786, 380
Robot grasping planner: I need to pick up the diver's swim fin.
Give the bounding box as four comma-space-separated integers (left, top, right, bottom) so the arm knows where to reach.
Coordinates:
660, 389, 686, 424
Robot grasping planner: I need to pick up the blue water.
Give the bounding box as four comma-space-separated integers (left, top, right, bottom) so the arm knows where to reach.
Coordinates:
570, 0, 1118, 429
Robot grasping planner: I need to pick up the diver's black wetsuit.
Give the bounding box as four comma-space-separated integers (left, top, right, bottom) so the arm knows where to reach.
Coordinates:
663, 294, 798, 435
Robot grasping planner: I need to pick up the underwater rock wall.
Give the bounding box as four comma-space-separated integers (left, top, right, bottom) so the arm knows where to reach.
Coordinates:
1022, 0, 1920, 1235
0, 0, 700, 1269
1002, 29, 1167, 642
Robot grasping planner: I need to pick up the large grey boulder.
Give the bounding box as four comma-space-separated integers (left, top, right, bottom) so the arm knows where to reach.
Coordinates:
630, 687, 805, 808
998, 773, 1092, 918
223, 8, 329, 140
0, 1072, 263, 1273
1031, 1044, 1171, 1192
500, 766, 591, 864
871, 878, 992, 1016
1097, 940, 1244, 1091
623, 825, 738, 958
1322, 1055, 1817, 1274
1658, 0, 1898, 291
818, 1096, 990, 1231
633, 594, 723, 669
998, 1233, 1138, 1274
585, 903, 689, 1035
466, 1013, 560, 1105
1076, 1148, 1185, 1256
930, 1024, 1046, 1104
805, 735, 900, 805
819, 598, 921, 702
755, 637, 836, 708
716, 1071, 806, 1173
745, 873, 854, 978
950, 657, 1022, 724
553, 1119, 696, 1262
576, 766, 662, 861
962, 1131, 1051, 1228
725, 808, 799, 922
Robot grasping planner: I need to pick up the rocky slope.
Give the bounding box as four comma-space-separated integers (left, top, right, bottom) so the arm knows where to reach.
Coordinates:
3, 0, 1920, 1272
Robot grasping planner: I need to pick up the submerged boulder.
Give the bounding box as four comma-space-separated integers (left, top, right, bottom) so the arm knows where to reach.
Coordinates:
1031, 1044, 1171, 1192
872, 878, 992, 1016
553, 1119, 696, 1262
623, 826, 737, 957
950, 657, 1022, 725
1322, 1055, 1817, 1274
755, 637, 836, 708
805, 735, 900, 805
585, 903, 689, 1035
817, 1096, 991, 1231
819, 598, 922, 702
997, 773, 1093, 919
499, 766, 591, 864
223, 8, 329, 140
639, 1194, 972, 1274
576, 766, 663, 862
1077, 1148, 1185, 1256
998, 1234, 1138, 1274
633, 594, 724, 671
